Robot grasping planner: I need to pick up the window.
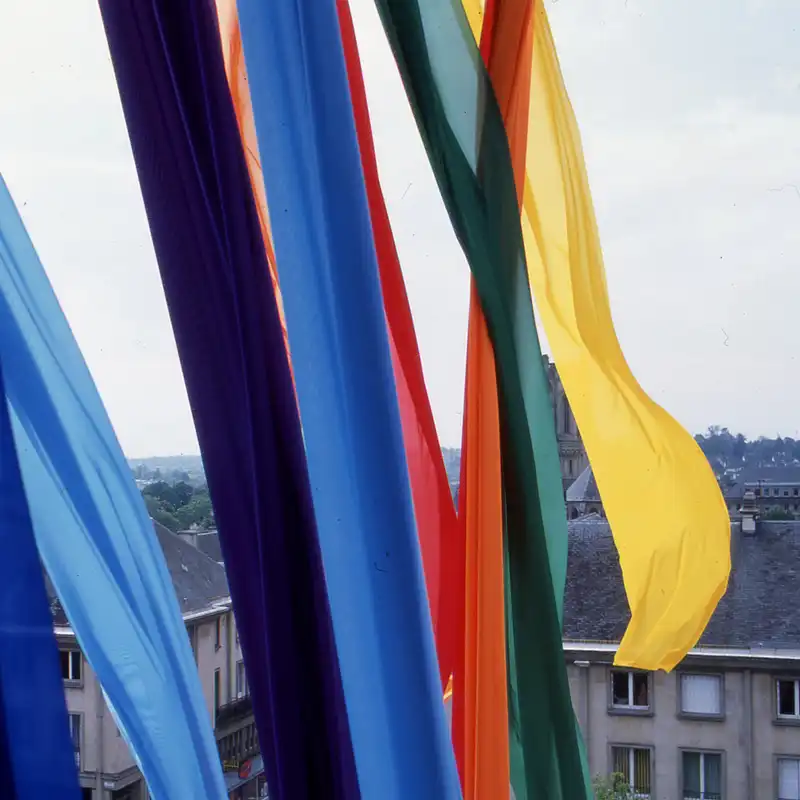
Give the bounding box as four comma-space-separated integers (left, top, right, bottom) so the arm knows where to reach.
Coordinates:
755, 488, 761, 497
785, 490, 791, 497
187, 625, 197, 661
60, 649, 82, 683
682, 751, 722, 799
68, 714, 81, 769
215, 617, 222, 651
236, 660, 248, 699
611, 670, 649, 710
779, 758, 800, 800
680, 674, 722, 717
611, 746, 651, 797
778, 680, 800, 719
794, 488, 799, 497
214, 668, 221, 716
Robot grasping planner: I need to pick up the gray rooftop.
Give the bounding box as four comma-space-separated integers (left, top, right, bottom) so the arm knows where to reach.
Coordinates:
724, 465, 800, 499
48, 520, 229, 626
564, 518, 800, 650
566, 465, 601, 503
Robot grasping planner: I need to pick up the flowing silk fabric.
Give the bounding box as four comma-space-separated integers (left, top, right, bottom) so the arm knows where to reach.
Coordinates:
517, 4, 730, 671
98, 3, 358, 798
336, 0, 460, 692
370, 1, 587, 797
235, 1, 460, 796
0, 354, 80, 799
0, 178, 224, 799
454, 281, 508, 799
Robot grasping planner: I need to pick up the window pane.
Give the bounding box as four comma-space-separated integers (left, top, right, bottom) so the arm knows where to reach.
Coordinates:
704, 753, 721, 796
632, 673, 649, 707
779, 758, 800, 800
612, 672, 629, 705
683, 752, 701, 794
682, 674, 721, 715
70, 650, 81, 681
60, 650, 70, 680
612, 746, 629, 780
633, 748, 650, 793
779, 680, 797, 716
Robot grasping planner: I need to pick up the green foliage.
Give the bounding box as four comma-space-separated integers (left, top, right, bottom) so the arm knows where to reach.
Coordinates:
764, 507, 794, 521
592, 773, 634, 800
141, 481, 215, 532
696, 427, 800, 476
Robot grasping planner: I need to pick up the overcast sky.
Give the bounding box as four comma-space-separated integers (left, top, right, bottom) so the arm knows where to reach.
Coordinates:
1, 0, 798, 456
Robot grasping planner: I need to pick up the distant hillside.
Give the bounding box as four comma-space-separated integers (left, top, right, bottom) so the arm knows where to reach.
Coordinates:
695, 427, 800, 479
128, 455, 206, 487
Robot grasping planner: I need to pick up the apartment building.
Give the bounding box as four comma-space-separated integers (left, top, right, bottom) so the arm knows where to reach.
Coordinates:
564, 515, 800, 799
51, 522, 266, 800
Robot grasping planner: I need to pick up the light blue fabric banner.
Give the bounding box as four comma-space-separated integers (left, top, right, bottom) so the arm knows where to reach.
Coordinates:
235, 2, 461, 798
0, 176, 226, 800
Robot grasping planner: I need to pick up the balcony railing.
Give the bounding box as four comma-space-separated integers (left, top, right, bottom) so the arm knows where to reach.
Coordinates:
215, 694, 253, 729
683, 793, 722, 799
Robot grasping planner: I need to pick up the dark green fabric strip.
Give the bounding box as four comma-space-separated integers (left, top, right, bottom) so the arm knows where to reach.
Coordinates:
371, 1, 589, 797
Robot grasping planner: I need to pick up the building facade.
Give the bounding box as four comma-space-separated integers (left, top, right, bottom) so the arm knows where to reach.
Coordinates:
52, 523, 265, 800
544, 356, 589, 493
564, 517, 800, 799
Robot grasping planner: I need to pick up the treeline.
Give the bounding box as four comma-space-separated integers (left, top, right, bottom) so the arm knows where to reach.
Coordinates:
695, 426, 800, 476
141, 481, 215, 532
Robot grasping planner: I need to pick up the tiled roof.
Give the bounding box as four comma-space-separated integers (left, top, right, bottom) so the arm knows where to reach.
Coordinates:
47, 520, 229, 625
564, 518, 800, 650
725, 465, 800, 499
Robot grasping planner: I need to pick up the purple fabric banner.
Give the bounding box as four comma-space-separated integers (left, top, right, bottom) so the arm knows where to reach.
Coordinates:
98, 2, 359, 798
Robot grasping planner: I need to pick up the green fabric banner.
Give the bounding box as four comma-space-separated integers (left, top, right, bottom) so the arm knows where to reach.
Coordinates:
371, 1, 590, 796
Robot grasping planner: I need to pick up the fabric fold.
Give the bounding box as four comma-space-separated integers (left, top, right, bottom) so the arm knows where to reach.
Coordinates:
235, 0, 461, 796
336, 0, 460, 692
98, 2, 359, 798
0, 175, 224, 799
370, 0, 587, 796
518, 4, 730, 670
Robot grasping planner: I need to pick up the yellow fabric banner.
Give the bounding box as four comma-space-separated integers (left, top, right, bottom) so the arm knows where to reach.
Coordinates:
462, 0, 730, 671
520, 4, 729, 671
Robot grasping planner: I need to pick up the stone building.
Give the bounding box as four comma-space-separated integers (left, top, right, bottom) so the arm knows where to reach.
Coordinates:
53, 523, 265, 800
724, 465, 800, 520
544, 356, 589, 493
564, 516, 800, 799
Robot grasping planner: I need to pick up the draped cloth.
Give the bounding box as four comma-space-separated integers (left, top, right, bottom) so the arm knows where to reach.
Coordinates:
336, 0, 460, 692
518, 3, 730, 671
370, 0, 588, 796
0, 225, 80, 798
235, 0, 461, 796
98, 2, 358, 798
0, 176, 224, 798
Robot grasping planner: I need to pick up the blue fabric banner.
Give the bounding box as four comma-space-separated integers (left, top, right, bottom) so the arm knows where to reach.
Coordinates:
0, 176, 226, 800
235, 1, 461, 797
0, 355, 80, 799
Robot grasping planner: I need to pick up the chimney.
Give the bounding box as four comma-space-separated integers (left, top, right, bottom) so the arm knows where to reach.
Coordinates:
177, 530, 198, 548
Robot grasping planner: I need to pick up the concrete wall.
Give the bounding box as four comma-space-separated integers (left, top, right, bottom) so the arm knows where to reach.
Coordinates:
567, 661, 800, 800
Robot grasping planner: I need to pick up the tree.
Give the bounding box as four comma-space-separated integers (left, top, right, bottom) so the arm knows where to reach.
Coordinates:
593, 773, 634, 800
764, 507, 794, 521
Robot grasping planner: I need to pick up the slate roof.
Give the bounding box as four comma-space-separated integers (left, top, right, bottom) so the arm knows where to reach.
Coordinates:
566, 465, 601, 503
48, 520, 229, 626
195, 530, 223, 564
564, 518, 800, 650
725, 465, 800, 499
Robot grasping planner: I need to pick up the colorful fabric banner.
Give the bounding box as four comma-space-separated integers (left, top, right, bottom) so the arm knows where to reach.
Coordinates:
371, 1, 587, 797
98, 2, 358, 798
235, 0, 461, 796
0, 177, 224, 799
0, 350, 80, 799
336, 0, 460, 692
518, 3, 730, 671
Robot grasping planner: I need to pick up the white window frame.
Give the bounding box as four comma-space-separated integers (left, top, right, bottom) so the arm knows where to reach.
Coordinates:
236, 660, 248, 699
682, 750, 722, 799
611, 670, 649, 710
61, 649, 82, 683
777, 679, 800, 719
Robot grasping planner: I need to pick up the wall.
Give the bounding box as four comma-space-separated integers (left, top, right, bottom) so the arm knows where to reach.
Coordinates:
567, 660, 800, 800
